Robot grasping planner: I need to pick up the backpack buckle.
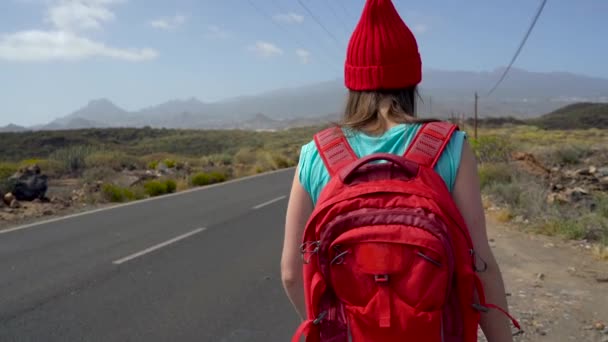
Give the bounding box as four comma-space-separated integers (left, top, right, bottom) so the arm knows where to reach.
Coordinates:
313, 311, 327, 325
472, 303, 489, 313
374, 274, 390, 284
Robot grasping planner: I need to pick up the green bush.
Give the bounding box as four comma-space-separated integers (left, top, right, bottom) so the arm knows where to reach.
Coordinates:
164, 159, 176, 168
102, 183, 136, 203
148, 161, 158, 170
191, 172, 227, 187
165, 179, 177, 193
191, 173, 210, 186
144, 181, 166, 197
0, 162, 17, 180
0, 162, 17, 195
143, 179, 177, 197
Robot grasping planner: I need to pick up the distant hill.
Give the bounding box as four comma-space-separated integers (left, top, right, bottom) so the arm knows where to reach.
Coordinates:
530, 103, 608, 130
0, 124, 28, 133
59, 99, 130, 124
17, 67, 608, 131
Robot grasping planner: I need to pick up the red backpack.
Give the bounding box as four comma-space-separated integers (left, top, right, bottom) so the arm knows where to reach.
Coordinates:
291, 122, 520, 342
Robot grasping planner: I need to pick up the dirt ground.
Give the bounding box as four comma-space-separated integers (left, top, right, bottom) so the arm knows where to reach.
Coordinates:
479, 216, 608, 342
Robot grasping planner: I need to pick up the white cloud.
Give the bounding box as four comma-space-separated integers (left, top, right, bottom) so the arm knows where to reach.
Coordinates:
46, 0, 125, 32
413, 24, 428, 34
0, 30, 157, 62
250, 41, 283, 58
205, 25, 230, 40
0, 0, 158, 62
149, 14, 186, 31
273, 12, 304, 24
295, 49, 310, 64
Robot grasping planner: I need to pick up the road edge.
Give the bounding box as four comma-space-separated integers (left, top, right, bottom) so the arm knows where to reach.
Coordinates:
0, 167, 295, 235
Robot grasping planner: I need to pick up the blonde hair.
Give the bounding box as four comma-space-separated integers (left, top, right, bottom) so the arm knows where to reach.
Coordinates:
340, 87, 436, 135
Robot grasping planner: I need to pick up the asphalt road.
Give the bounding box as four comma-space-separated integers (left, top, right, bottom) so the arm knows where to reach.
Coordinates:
0, 168, 300, 342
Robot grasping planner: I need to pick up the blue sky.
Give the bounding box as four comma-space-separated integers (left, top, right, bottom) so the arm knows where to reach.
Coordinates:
0, 0, 607, 126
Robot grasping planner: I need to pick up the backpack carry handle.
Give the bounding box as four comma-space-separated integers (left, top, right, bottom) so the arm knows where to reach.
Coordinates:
340, 153, 419, 184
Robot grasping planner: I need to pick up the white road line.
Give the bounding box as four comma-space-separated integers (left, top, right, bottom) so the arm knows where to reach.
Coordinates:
252, 196, 287, 210
112, 228, 206, 265
0, 167, 294, 236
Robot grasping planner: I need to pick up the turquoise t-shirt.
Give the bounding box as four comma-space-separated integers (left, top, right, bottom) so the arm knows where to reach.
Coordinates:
297, 123, 467, 206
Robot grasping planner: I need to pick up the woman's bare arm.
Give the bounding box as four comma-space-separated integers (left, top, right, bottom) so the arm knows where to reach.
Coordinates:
452, 140, 514, 342
281, 168, 314, 320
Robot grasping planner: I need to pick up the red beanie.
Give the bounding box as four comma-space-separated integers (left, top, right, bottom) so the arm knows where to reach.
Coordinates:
345, 0, 422, 91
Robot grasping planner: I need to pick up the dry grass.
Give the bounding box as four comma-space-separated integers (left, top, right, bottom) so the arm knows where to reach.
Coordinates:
473, 125, 608, 247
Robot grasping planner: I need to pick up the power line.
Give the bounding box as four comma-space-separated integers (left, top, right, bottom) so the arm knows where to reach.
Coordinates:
270, 0, 344, 55
323, 0, 352, 36
246, 0, 341, 72
336, 0, 355, 21
486, 0, 548, 97
296, 0, 344, 48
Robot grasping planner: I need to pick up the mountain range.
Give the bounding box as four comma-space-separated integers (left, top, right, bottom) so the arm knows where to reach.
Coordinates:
3, 67, 608, 132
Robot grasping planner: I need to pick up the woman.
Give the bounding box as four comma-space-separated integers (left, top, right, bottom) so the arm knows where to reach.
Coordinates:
281, 0, 514, 341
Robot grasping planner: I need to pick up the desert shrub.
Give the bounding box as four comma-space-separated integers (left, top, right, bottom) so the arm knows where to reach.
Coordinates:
144, 181, 166, 197
596, 193, 608, 219
85, 151, 134, 171
83, 167, 116, 183
175, 178, 190, 191
539, 217, 587, 240
0, 162, 17, 180
495, 208, 514, 223
50, 145, 96, 175
552, 144, 594, 165
163, 159, 176, 168
271, 153, 291, 169
164, 179, 177, 193
18, 159, 63, 177
201, 154, 233, 167
0, 162, 17, 194
234, 148, 258, 165
191, 171, 227, 187
140, 153, 181, 168
470, 136, 514, 164
143, 179, 177, 197
102, 183, 136, 202
478, 163, 513, 189
484, 170, 548, 221
191, 173, 210, 186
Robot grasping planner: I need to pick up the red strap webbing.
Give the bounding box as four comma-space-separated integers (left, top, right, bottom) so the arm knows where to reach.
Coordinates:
404, 121, 458, 168
314, 126, 358, 177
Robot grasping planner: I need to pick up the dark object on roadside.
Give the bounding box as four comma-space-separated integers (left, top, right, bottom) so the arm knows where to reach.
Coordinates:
9, 165, 49, 201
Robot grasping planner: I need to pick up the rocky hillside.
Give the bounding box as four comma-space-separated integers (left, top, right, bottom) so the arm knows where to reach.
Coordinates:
530, 103, 608, 130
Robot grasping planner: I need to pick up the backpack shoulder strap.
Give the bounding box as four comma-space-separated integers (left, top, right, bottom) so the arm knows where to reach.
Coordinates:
404, 121, 459, 168
314, 126, 358, 177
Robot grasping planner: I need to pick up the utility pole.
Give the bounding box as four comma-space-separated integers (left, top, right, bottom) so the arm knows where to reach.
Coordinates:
474, 92, 479, 140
